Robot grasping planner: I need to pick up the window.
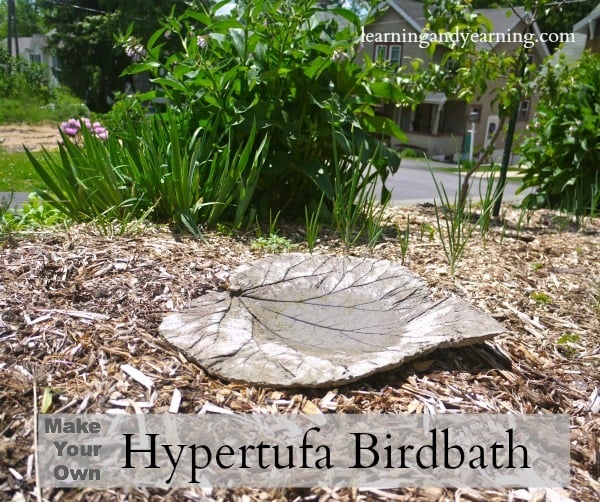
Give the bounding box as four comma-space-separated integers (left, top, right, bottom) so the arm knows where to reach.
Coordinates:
375, 45, 387, 61
51, 55, 61, 71
30, 54, 41, 64
389, 45, 402, 66
518, 100, 530, 121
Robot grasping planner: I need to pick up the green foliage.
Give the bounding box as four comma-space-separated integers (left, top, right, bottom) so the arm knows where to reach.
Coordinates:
536, 0, 597, 52
475, 164, 498, 238
0, 46, 53, 102
37, 0, 188, 112
556, 333, 581, 358
1, 193, 69, 239
397, 216, 410, 265
123, 0, 404, 223
27, 108, 272, 236
102, 92, 148, 134
251, 234, 292, 253
0, 91, 88, 124
28, 0, 407, 237
530, 291, 551, 304
519, 52, 600, 217
419, 222, 435, 242
430, 164, 497, 275
0, 0, 45, 38
305, 194, 324, 253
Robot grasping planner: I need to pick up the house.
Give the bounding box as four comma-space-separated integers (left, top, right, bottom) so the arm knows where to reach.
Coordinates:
359, 0, 550, 162
3, 34, 60, 86
573, 3, 600, 53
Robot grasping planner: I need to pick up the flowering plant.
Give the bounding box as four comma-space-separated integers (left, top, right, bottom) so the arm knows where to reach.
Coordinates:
60, 118, 109, 142
122, 0, 406, 221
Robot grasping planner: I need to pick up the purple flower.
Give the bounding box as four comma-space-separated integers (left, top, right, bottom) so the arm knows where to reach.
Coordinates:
197, 36, 208, 49
95, 128, 109, 140
332, 49, 348, 63
58, 117, 109, 142
124, 36, 147, 61
60, 120, 80, 137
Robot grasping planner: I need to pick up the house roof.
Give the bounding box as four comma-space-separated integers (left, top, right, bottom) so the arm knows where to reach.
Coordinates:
3, 34, 48, 57
546, 3, 600, 66
383, 1, 549, 59
386, 0, 427, 32
573, 2, 600, 39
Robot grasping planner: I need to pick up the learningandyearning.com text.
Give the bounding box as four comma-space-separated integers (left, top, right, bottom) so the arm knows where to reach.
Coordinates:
360, 27, 576, 50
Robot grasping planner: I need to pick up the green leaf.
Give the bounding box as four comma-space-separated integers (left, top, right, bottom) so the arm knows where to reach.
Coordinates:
330, 8, 361, 29
362, 115, 408, 141
41, 388, 53, 413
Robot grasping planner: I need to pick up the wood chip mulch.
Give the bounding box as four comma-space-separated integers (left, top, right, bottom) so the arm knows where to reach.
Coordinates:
1, 205, 599, 501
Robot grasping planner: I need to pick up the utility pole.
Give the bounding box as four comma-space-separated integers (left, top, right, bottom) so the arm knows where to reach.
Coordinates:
7, 0, 19, 58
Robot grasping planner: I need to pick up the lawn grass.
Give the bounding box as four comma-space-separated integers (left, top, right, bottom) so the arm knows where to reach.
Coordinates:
0, 150, 46, 192
0, 92, 89, 125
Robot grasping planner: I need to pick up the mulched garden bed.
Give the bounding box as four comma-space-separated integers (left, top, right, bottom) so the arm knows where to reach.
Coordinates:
1, 204, 598, 501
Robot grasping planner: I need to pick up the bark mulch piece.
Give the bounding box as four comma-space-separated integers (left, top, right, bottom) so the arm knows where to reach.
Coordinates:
1, 206, 599, 501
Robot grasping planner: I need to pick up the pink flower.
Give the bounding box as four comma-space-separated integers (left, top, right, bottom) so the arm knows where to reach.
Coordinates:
58, 118, 109, 143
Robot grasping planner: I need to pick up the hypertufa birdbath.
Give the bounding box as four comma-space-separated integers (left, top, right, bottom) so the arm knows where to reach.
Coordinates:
159, 254, 504, 388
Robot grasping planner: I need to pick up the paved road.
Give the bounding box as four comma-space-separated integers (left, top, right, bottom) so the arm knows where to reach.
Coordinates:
0, 191, 31, 208
1, 159, 528, 210
381, 158, 528, 206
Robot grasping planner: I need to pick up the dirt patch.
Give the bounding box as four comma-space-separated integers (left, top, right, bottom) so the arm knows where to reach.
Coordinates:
0, 124, 61, 153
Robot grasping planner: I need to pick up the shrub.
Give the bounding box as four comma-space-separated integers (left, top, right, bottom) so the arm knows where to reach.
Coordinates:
0, 46, 53, 102
518, 52, 600, 216
102, 92, 148, 134
123, 0, 406, 221
30, 0, 409, 238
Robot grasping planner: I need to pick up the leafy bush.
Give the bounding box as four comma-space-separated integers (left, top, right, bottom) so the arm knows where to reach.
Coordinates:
519, 52, 600, 216
102, 92, 149, 134
29, 0, 408, 238
0, 46, 53, 102
123, 0, 405, 221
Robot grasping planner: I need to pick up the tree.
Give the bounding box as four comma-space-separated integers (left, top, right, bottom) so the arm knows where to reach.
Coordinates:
537, 0, 596, 51
37, 1, 192, 112
0, 0, 44, 39
421, 0, 555, 215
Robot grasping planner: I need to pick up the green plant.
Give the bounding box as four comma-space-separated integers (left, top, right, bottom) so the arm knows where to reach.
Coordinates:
419, 222, 435, 242
530, 262, 544, 271
304, 194, 324, 253
251, 234, 292, 254
519, 51, 600, 217
430, 165, 496, 275
476, 163, 498, 239
123, 0, 405, 223
400, 148, 422, 159
1, 193, 69, 238
397, 216, 410, 265
103, 93, 148, 134
531, 291, 551, 304
365, 203, 387, 249
27, 109, 271, 237
556, 333, 581, 358
0, 46, 53, 102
